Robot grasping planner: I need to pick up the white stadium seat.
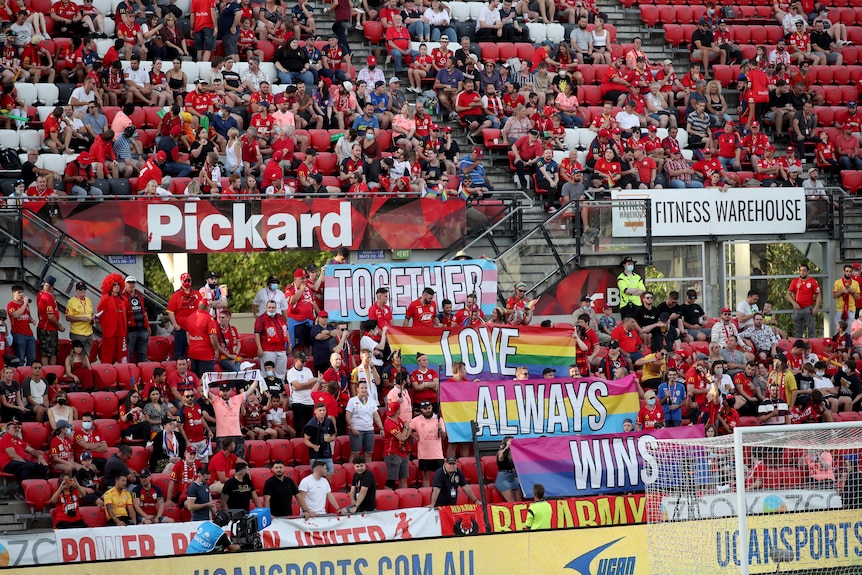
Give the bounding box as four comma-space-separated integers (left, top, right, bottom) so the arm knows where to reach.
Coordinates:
14, 83, 37, 107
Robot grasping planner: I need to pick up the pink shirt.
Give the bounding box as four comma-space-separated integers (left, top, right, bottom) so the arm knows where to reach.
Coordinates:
392, 115, 415, 136
212, 393, 245, 437
386, 387, 412, 422
410, 414, 446, 460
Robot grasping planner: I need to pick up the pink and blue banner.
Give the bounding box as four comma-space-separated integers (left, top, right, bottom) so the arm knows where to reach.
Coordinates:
510, 425, 705, 498
439, 374, 641, 443
323, 260, 498, 322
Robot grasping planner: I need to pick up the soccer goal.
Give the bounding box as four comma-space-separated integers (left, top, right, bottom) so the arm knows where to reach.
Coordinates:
644, 422, 862, 575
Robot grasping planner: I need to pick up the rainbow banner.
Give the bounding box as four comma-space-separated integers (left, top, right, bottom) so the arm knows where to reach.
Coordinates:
510, 425, 705, 498
323, 260, 498, 322
387, 325, 577, 382
438, 373, 640, 443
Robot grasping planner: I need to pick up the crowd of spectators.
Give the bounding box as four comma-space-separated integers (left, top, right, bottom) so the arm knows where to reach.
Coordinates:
4, 0, 853, 219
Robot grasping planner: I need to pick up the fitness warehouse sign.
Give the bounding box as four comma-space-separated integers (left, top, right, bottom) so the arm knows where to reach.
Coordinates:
610, 188, 806, 237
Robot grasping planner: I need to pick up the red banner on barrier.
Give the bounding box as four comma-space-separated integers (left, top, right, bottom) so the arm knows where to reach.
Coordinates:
439, 494, 646, 535
24, 198, 466, 254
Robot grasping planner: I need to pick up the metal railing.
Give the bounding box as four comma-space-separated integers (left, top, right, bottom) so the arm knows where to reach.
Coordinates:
0, 207, 168, 316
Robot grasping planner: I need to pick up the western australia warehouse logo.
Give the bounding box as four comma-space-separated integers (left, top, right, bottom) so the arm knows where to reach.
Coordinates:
565, 537, 637, 575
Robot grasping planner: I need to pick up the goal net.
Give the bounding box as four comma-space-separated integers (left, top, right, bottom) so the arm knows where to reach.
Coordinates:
644, 422, 862, 575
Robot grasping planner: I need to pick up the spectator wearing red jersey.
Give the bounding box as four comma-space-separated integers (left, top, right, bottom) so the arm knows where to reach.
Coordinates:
190, 0, 217, 62
286, 268, 318, 356
786, 263, 821, 338
50, 0, 87, 38
836, 123, 862, 170
187, 302, 219, 377
511, 128, 543, 191
600, 57, 630, 107
714, 120, 742, 171
506, 282, 533, 325
167, 272, 202, 360
255, 301, 290, 379
36, 276, 64, 365
454, 78, 492, 146
368, 287, 393, 329
636, 390, 665, 431
97, 274, 127, 365
217, 310, 242, 373
611, 316, 644, 364
404, 287, 440, 328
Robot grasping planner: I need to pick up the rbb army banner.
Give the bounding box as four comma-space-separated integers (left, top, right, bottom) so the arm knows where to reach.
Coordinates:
439, 374, 640, 443
23, 197, 465, 255
510, 425, 704, 498
323, 260, 498, 322
53, 508, 440, 563
610, 188, 806, 237
387, 325, 577, 383
439, 495, 646, 535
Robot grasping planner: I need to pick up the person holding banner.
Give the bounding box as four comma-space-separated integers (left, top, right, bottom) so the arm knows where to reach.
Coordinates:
506, 283, 533, 325
369, 287, 393, 329
404, 288, 440, 328
410, 400, 446, 487
495, 437, 520, 502
255, 301, 290, 380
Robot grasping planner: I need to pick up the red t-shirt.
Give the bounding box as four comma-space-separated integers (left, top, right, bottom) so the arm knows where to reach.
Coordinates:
167, 289, 202, 330
285, 282, 315, 321
455, 90, 482, 118
36, 290, 59, 331
368, 303, 393, 329
168, 369, 200, 397
254, 314, 289, 351
169, 459, 199, 500
0, 432, 28, 469
636, 404, 665, 429
610, 324, 642, 354
207, 450, 238, 484
191, 0, 216, 32
185, 91, 213, 115
52, 0, 79, 20
788, 276, 820, 308
685, 366, 709, 407
405, 299, 437, 327
410, 368, 439, 403
383, 416, 409, 457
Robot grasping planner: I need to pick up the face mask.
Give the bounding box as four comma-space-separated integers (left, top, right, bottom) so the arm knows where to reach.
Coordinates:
714, 368, 723, 375
816, 371, 825, 377
266, 370, 274, 377
647, 398, 656, 406
625, 265, 634, 273
270, 283, 278, 290
267, 312, 276, 318
82, 421, 93, 430
57, 398, 67, 405
708, 8, 714, 14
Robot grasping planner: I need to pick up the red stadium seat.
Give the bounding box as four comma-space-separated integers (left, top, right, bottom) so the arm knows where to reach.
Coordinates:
92, 364, 118, 391
95, 419, 122, 446
843, 46, 859, 66
833, 67, 852, 86
91, 391, 120, 419
363, 21, 384, 45
66, 392, 94, 416
259, 41, 277, 61
486, 484, 505, 503
268, 439, 294, 465
675, 6, 693, 23
842, 170, 862, 194
245, 440, 271, 468
113, 363, 141, 390
238, 334, 258, 360
397, 488, 423, 508
497, 43, 517, 62
142, 106, 162, 129
285, 467, 300, 486
375, 489, 399, 511
327, 492, 351, 513
330, 464, 347, 492
366, 461, 388, 489
151, 473, 171, 496
478, 43, 499, 62
823, 86, 843, 107
128, 446, 149, 473
516, 43, 534, 62
23, 479, 51, 512
314, 152, 338, 174
658, 5, 676, 26
291, 437, 310, 465
731, 26, 751, 44
481, 456, 498, 483
21, 422, 50, 450
333, 435, 351, 463
162, 504, 182, 522
640, 5, 660, 27
581, 85, 602, 106
308, 129, 332, 152
79, 506, 107, 527
713, 65, 733, 87
457, 457, 480, 484
815, 107, 834, 127
249, 467, 272, 494
842, 85, 859, 105
137, 361, 163, 385
665, 25, 685, 47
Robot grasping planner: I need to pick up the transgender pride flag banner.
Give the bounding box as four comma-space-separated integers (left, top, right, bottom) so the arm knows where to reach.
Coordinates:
438, 372, 641, 443
510, 425, 705, 497
323, 260, 498, 322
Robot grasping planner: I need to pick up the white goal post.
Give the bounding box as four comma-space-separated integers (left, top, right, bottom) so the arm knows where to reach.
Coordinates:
645, 421, 862, 575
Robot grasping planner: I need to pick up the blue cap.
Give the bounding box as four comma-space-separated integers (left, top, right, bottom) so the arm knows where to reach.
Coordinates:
737, 74, 748, 81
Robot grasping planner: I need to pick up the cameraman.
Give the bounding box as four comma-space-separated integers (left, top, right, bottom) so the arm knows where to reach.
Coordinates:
186, 511, 241, 554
